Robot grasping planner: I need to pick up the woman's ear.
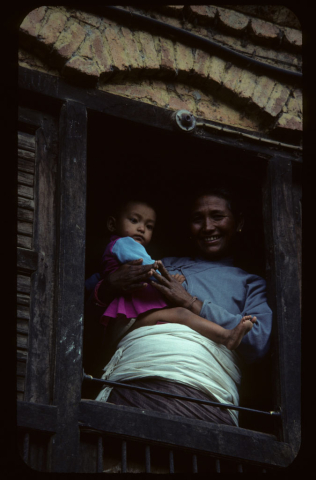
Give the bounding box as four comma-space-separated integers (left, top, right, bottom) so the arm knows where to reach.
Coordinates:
107, 216, 116, 233
237, 214, 245, 233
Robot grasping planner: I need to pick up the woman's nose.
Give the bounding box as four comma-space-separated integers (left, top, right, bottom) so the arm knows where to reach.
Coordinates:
203, 218, 215, 231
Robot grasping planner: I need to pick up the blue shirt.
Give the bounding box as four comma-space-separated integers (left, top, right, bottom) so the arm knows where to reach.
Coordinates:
110, 236, 160, 281
162, 256, 273, 364
86, 255, 272, 364
111, 236, 156, 266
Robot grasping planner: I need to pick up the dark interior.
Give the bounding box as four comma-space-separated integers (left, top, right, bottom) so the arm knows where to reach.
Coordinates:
84, 111, 267, 277
83, 109, 274, 434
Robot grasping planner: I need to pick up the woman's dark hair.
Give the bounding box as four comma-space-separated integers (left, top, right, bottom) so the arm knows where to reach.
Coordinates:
186, 184, 243, 220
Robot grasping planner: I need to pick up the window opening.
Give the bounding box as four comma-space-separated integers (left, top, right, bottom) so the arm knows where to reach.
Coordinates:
83, 110, 276, 436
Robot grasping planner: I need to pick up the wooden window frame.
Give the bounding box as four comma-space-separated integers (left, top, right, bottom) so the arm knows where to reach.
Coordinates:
17, 66, 301, 471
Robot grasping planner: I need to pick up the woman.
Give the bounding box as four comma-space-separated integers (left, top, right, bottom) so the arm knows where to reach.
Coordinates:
91, 187, 272, 427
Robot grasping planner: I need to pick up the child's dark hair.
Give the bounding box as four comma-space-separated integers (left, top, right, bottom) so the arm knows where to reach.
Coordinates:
110, 192, 158, 219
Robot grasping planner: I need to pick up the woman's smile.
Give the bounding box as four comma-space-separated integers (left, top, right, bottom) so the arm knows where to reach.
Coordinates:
199, 234, 223, 251
202, 235, 221, 243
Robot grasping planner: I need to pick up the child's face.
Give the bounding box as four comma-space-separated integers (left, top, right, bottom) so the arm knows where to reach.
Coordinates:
114, 202, 156, 247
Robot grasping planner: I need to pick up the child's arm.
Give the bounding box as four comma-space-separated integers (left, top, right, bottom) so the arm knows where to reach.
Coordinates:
112, 237, 157, 267
112, 238, 162, 280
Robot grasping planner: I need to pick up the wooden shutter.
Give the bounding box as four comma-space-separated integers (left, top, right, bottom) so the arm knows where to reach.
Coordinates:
17, 131, 36, 400
17, 107, 59, 405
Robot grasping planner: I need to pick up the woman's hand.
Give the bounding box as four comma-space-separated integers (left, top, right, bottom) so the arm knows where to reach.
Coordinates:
108, 258, 158, 292
151, 262, 202, 312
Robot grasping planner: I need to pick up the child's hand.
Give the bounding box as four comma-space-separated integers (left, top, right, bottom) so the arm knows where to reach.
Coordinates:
151, 261, 196, 308
172, 274, 186, 284
108, 259, 159, 292
156, 261, 185, 284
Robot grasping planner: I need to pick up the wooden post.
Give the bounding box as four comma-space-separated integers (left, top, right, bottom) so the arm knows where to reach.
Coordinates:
262, 156, 301, 453
51, 101, 87, 472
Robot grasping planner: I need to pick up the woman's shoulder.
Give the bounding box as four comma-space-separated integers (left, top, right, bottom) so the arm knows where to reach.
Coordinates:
161, 256, 194, 268
162, 256, 233, 275
233, 266, 267, 285
162, 257, 266, 282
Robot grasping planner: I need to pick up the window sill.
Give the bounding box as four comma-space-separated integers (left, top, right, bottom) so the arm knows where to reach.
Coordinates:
79, 400, 294, 468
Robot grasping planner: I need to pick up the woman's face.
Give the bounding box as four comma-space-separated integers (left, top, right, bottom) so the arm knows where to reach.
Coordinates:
189, 195, 243, 260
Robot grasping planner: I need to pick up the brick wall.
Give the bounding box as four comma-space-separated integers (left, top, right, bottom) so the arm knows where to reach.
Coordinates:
19, 5, 302, 137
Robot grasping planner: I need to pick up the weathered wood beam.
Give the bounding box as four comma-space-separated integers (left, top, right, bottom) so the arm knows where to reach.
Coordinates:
262, 157, 301, 455
79, 400, 294, 468
17, 401, 57, 433
50, 100, 87, 472
18, 67, 301, 164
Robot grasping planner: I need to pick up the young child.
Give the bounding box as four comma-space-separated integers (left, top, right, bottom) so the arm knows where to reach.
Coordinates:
100, 198, 257, 350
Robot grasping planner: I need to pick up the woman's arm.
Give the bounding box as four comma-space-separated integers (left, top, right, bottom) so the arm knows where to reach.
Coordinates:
151, 263, 272, 363
95, 259, 160, 305
199, 277, 272, 363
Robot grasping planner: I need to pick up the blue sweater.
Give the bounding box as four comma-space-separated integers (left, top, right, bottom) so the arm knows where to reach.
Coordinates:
162, 256, 273, 364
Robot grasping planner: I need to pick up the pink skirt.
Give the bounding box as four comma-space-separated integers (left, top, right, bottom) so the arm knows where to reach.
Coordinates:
101, 283, 167, 326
